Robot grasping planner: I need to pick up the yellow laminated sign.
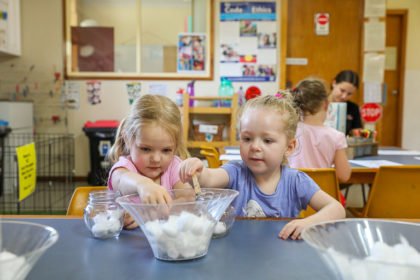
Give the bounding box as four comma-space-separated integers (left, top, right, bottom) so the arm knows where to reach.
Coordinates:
16, 142, 37, 201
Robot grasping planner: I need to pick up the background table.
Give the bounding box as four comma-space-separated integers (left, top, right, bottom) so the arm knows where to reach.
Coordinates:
220, 147, 420, 184
4, 217, 337, 280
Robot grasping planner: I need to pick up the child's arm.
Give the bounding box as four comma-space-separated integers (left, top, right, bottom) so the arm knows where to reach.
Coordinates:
334, 148, 352, 182
278, 190, 345, 240
111, 167, 173, 204
179, 157, 229, 188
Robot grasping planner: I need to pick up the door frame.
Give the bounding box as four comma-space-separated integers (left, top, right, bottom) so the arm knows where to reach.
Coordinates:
386, 9, 407, 147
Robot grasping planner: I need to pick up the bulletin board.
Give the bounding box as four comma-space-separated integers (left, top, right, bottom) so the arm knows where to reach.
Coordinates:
219, 1, 277, 82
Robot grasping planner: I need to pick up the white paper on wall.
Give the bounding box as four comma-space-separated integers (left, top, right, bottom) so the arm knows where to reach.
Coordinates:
364, 82, 382, 103
364, 0, 386, 18
364, 20, 385, 52
363, 53, 385, 83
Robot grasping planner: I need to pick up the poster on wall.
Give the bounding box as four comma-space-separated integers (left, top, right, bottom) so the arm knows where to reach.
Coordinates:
126, 82, 141, 104
220, 1, 277, 82
86, 80, 102, 105
0, 1, 8, 49
177, 33, 206, 73
61, 81, 80, 110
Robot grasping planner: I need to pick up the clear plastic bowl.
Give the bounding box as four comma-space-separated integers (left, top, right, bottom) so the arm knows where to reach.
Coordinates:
116, 188, 238, 261
0, 220, 59, 280
212, 204, 236, 238
301, 219, 420, 280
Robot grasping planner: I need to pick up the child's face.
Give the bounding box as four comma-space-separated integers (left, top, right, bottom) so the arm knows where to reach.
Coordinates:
331, 81, 357, 102
128, 124, 176, 182
239, 108, 295, 177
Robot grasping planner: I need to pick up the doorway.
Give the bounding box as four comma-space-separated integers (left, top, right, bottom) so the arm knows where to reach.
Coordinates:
375, 10, 407, 147
285, 0, 363, 104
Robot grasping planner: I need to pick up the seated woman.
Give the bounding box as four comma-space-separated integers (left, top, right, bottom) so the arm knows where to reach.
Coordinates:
330, 70, 362, 136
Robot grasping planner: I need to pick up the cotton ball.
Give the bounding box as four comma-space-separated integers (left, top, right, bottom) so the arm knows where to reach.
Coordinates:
214, 222, 227, 235
0, 250, 28, 280
93, 212, 108, 224
177, 211, 196, 232
190, 215, 207, 235
91, 211, 122, 238
166, 244, 180, 259
145, 220, 163, 239
92, 221, 108, 237
162, 216, 179, 237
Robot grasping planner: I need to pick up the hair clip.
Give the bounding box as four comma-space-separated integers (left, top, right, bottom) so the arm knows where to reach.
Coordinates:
293, 87, 297, 92
275, 93, 283, 98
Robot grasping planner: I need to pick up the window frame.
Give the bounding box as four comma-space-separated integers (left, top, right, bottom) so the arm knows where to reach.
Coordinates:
63, 0, 214, 80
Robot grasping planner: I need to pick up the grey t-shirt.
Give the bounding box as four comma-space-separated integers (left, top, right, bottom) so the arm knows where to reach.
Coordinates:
222, 161, 320, 218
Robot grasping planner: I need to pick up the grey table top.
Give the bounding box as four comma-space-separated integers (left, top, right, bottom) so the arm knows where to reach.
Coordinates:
222, 147, 420, 167
7, 218, 336, 280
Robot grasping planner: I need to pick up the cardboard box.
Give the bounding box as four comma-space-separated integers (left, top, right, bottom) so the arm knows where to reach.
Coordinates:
193, 124, 224, 142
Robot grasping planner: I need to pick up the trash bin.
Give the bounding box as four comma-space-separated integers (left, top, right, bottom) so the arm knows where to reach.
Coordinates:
0, 119, 11, 196
83, 120, 119, 186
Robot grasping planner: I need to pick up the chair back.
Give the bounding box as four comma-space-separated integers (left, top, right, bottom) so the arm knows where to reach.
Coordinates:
362, 165, 420, 218
200, 145, 222, 168
297, 168, 341, 217
67, 186, 108, 216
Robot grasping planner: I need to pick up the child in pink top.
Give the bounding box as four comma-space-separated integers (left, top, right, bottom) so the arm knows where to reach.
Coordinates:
107, 94, 191, 228
289, 78, 351, 183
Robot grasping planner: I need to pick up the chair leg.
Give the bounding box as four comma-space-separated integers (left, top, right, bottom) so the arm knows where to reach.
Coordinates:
361, 183, 371, 205
361, 184, 366, 205
344, 185, 350, 200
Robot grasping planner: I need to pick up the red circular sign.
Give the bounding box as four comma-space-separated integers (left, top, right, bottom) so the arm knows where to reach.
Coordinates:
245, 86, 261, 100
360, 103, 382, 123
317, 14, 328, 25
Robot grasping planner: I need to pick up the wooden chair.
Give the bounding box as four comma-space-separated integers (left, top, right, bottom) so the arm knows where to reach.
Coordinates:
67, 186, 108, 216
297, 168, 342, 217
200, 145, 222, 168
348, 165, 420, 218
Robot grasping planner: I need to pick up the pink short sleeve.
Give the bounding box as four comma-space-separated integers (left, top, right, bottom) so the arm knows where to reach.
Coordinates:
160, 156, 182, 190
107, 156, 138, 190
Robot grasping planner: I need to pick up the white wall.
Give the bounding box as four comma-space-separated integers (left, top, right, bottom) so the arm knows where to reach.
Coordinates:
387, 0, 420, 150
0, 0, 281, 177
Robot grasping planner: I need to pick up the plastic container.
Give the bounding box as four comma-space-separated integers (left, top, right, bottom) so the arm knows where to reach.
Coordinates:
187, 80, 195, 107
83, 120, 119, 185
218, 78, 234, 107
84, 189, 125, 239
175, 88, 184, 106
237, 86, 245, 107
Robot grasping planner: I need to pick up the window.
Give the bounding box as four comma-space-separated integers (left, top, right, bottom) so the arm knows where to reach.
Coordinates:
64, 0, 213, 80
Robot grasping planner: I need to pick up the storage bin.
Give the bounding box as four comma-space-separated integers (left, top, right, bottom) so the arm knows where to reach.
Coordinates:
83, 120, 119, 185
193, 124, 224, 142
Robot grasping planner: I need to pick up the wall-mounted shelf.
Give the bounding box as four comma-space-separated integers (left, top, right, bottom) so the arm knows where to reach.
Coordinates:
182, 94, 238, 148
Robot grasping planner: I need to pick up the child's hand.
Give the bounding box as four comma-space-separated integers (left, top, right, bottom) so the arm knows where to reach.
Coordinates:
123, 212, 138, 229
138, 182, 173, 204
278, 219, 310, 240
179, 157, 204, 183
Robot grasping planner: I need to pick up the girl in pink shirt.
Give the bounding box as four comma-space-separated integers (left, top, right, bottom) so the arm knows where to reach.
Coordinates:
107, 94, 191, 228
289, 78, 351, 183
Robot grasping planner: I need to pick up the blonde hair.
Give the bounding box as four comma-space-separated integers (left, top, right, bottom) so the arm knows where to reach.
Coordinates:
108, 94, 189, 163
239, 94, 299, 165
